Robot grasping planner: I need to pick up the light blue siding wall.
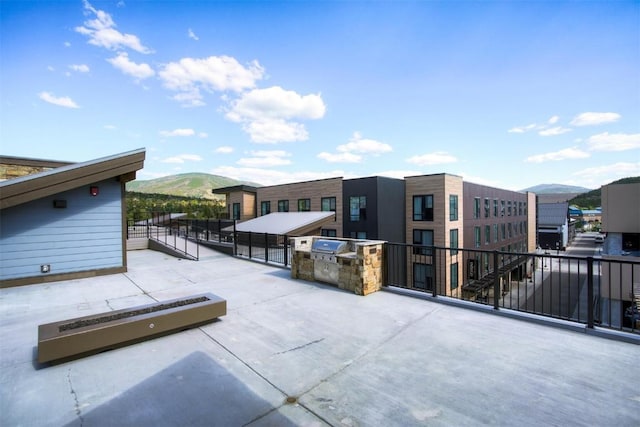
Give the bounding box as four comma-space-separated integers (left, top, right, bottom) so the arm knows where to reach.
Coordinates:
0, 179, 124, 281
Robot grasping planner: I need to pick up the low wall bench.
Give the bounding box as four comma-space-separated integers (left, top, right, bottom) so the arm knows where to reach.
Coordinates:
37, 293, 226, 364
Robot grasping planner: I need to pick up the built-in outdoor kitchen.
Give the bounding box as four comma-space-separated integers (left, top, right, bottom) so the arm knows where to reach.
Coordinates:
290, 236, 385, 296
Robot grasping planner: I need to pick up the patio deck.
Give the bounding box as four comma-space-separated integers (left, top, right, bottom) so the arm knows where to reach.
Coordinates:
1, 246, 638, 426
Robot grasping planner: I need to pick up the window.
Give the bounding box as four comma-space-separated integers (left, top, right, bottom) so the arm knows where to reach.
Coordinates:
518, 202, 523, 216
450, 229, 458, 255
508, 223, 513, 238
485, 225, 491, 244
501, 223, 506, 240
449, 195, 458, 221
501, 200, 505, 216
260, 201, 271, 216
413, 195, 434, 221
232, 203, 241, 220
493, 199, 498, 217
350, 196, 366, 221
413, 263, 433, 291
473, 197, 481, 219
277, 200, 289, 212
413, 229, 434, 255
474, 226, 481, 248
298, 198, 311, 212
493, 224, 498, 243
321, 197, 336, 212
321, 229, 337, 237
450, 262, 459, 290
507, 200, 512, 216
349, 231, 367, 239
484, 198, 490, 218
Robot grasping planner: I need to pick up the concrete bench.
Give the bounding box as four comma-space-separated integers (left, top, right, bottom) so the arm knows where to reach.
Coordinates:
37, 293, 226, 364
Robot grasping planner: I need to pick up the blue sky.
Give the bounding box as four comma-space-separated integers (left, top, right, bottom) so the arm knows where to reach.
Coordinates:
1, 0, 638, 190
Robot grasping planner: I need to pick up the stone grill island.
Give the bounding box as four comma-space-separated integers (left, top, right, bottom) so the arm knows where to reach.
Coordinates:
290, 237, 385, 296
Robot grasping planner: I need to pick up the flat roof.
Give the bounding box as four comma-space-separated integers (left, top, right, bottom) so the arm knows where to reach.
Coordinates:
229, 211, 335, 235
2, 248, 637, 426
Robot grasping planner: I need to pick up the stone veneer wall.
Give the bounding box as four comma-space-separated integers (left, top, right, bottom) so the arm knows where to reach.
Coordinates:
290, 236, 384, 296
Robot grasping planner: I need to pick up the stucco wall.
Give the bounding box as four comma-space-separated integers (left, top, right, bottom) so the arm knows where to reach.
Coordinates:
0, 178, 124, 281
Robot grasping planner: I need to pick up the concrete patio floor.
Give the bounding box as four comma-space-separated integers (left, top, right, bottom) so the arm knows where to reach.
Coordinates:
1, 247, 639, 426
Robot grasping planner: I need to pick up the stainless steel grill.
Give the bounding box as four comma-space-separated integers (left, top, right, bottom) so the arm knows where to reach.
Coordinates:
311, 239, 349, 285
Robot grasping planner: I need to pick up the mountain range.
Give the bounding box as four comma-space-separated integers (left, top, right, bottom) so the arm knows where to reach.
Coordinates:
126, 173, 259, 200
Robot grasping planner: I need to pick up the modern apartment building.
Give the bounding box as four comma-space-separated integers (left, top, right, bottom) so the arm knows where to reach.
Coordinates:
599, 181, 640, 328
214, 173, 537, 297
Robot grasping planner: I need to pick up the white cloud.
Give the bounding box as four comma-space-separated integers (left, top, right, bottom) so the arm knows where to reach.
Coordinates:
198, 132, 208, 138
241, 119, 309, 143
69, 64, 90, 73
159, 56, 264, 106
38, 92, 80, 108
215, 146, 234, 154
539, 126, 572, 136
188, 28, 199, 41
337, 132, 392, 155
225, 86, 326, 143
548, 115, 560, 124
317, 151, 362, 163
104, 124, 117, 130
570, 112, 621, 127
508, 123, 537, 133
237, 150, 292, 167
586, 132, 640, 151
106, 52, 154, 79
161, 154, 203, 163
572, 162, 640, 180
76, 0, 152, 54
159, 128, 196, 137
406, 151, 457, 166
525, 147, 589, 163
211, 166, 345, 186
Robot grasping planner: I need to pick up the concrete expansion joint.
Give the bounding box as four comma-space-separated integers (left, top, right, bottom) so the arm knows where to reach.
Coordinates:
66, 368, 84, 427
123, 272, 159, 303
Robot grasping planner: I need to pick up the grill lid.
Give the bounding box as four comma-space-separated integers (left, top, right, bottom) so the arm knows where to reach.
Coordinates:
311, 239, 348, 254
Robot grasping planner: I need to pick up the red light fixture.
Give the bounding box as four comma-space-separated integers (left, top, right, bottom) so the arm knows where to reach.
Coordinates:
90, 186, 99, 196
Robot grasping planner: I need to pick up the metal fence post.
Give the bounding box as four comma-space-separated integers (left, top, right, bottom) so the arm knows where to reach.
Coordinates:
284, 235, 289, 267
493, 251, 500, 310
249, 232, 253, 259
233, 221, 237, 256
587, 256, 594, 328
264, 232, 269, 263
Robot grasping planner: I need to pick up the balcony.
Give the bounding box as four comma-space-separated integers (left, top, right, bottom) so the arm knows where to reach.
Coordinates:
2, 246, 638, 426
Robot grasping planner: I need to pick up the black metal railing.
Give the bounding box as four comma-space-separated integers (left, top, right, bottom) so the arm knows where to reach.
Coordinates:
384, 243, 639, 335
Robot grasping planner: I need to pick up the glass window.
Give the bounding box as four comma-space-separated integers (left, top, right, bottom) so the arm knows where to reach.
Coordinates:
321, 229, 337, 237
485, 225, 491, 244
493, 199, 498, 217
449, 195, 458, 221
349, 231, 367, 239
260, 201, 271, 216
350, 196, 366, 221
501, 223, 506, 240
277, 200, 289, 212
493, 224, 499, 242
484, 198, 490, 218
450, 229, 458, 255
413, 229, 434, 255
298, 198, 311, 212
413, 195, 434, 221
450, 262, 459, 290
507, 200, 512, 216
321, 197, 336, 212
474, 226, 481, 248
501, 200, 505, 217
413, 263, 433, 291
474, 197, 481, 219
232, 203, 241, 220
